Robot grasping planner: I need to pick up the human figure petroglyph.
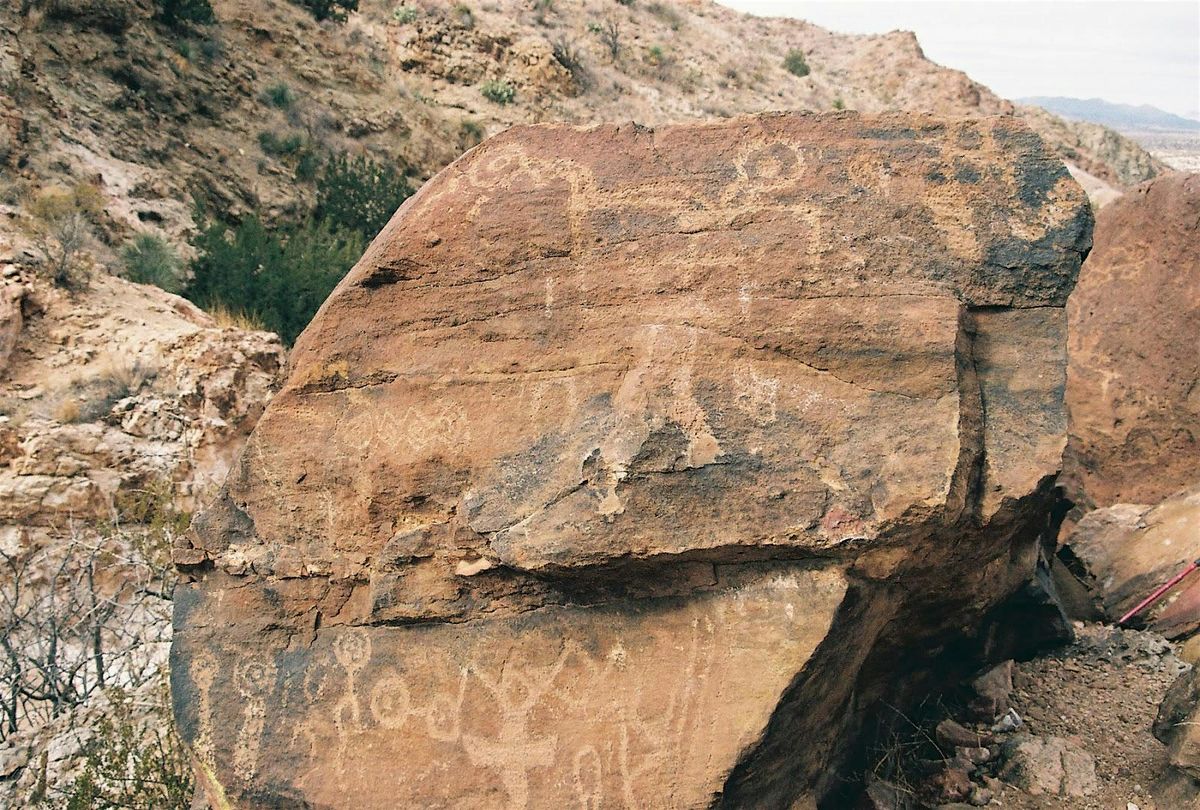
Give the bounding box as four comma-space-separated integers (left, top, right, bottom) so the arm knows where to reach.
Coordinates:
189, 651, 219, 774
274, 600, 739, 804
233, 660, 273, 782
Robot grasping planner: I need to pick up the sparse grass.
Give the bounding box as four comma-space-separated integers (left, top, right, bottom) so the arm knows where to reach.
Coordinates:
833, 97, 845, 110
480, 78, 515, 104
784, 48, 810, 78
208, 303, 268, 332
57, 358, 157, 424
54, 398, 82, 424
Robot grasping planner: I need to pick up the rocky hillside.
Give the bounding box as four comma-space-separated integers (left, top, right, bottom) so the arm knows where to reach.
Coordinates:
0, 0, 1166, 262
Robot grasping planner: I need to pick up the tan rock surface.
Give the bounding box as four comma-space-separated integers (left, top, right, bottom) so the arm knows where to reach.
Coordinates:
172, 112, 1091, 808
1064, 172, 1200, 512
0, 262, 284, 554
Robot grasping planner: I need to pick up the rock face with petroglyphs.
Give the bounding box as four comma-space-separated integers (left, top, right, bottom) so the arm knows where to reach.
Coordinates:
171, 112, 1092, 808
1063, 172, 1200, 513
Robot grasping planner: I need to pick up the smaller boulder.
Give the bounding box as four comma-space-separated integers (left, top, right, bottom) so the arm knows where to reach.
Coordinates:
1155, 667, 1200, 779
968, 660, 1014, 721
936, 718, 993, 750
1063, 484, 1200, 638
1000, 734, 1098, 797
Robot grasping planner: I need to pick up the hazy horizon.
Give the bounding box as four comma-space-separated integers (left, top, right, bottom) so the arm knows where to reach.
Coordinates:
722, 1, 1200, 122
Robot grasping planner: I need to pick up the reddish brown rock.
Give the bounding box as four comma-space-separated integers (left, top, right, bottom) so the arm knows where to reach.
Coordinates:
171, 112, 1091, 808
1063, 172, 1200, 512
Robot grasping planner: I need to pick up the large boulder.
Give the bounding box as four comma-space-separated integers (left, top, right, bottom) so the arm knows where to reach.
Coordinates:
1063, 172, 1200, 512
171, 112, 1091, 808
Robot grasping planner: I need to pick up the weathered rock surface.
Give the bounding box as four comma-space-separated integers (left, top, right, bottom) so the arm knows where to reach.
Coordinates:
172, 112, 1091, 808
1063, 484, 1200, 638
1063, 172, 1200, 512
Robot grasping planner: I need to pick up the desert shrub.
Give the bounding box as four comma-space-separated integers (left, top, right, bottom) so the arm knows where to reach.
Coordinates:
452, 3, 474, 28
784, 48, 810, 77
589, 18, 621, 60
392, 4, 418, 22
291, 0, 358, 22
186, 214, 365, 344
459, 119, 485, 149
833, 96, 845, 110
315, 152, 413, 238
295, 148, 322, 182
121, 234, 183, 293
552, 37, 585, 86
532, 0, 553, 24
46, 684, 193, 810
258, 130, 305, 157
154, 0, 215, 28
24, 184, 102, 289
646, 1, 683, 29
0, 511, 180, 743
480, 78, 515, 104
262, 81, 295, 109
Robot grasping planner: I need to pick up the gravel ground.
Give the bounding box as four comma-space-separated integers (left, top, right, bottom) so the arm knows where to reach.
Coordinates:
991, 624, 1193, 810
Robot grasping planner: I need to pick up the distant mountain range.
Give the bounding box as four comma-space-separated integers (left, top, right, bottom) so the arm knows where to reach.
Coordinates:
1020, 96, 1200, 132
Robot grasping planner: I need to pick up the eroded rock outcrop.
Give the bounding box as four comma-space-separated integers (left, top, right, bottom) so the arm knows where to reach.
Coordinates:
1063, 172, 1200, 512
172, 112, 1091, 808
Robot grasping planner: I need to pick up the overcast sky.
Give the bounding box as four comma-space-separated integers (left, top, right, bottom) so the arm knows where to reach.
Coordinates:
722, 1, 1200, 120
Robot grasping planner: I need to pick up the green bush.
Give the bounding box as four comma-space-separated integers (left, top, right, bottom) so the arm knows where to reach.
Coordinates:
154, 0, 215, 28
291, 0, 358, 22
832, 97, 845, 110
121, 234, 183, 293
480, 79, 515, 104
316, 152, 413, 239
185, 214, 365, 345
783, 48, 810, 77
